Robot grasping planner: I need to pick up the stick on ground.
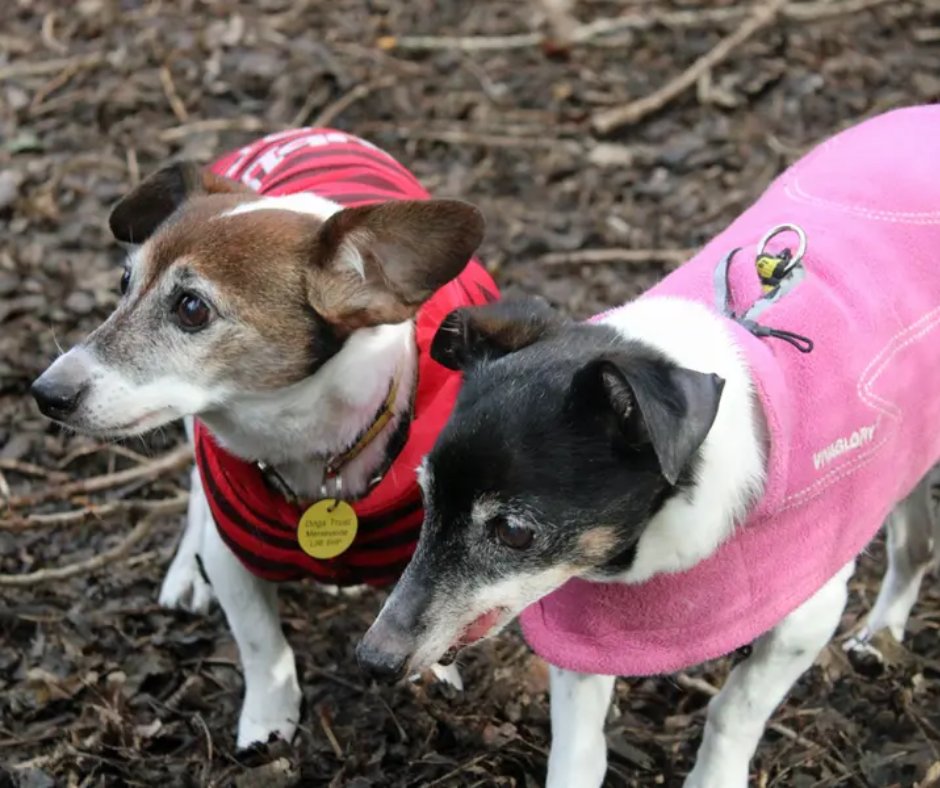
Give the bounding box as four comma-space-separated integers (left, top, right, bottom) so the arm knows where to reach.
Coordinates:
0, 512, 159, 587
5, 444, 192, 509
591, 0, 789, 134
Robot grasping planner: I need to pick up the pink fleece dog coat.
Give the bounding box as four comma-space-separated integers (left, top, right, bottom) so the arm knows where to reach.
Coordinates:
519, 105, 940, 677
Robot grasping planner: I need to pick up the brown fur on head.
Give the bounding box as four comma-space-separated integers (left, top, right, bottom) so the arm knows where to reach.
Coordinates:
31, 160, 485, 439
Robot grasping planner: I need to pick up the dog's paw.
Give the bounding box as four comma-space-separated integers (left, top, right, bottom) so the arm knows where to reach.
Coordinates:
316, 583, 369, 599
843, 628, 913, 678
237, 687, 302, 751
843, 632, 886, 678
158, 557, 215, 614
429, 662, 464, 692
236, 715, 299, 752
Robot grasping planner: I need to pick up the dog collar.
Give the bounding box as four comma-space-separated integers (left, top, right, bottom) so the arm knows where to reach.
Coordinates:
257, 371, 402, 503
324, 371, 402, 483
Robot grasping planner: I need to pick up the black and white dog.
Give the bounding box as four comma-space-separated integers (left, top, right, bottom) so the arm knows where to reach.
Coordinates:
357, 107, 940, 786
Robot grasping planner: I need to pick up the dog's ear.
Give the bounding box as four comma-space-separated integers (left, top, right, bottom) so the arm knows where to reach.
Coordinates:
431, 297, 563, 371
109, 162, 250, 244
573, 354, 725, 485
306, 199, 485, 332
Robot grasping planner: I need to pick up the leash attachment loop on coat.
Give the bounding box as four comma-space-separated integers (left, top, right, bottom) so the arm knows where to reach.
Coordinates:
714, 223, 814, 354
756, 223, 807, 294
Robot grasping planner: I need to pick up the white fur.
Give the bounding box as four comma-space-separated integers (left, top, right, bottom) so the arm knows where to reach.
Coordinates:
198, 514, 303, 749
546, 668, 615, 788
200, 320, 417, 499
542, 299, 937, 786
46, 346, 223, 438
337, 235, 368, 279
222, 191, 341, 220
684, 560, 853, 788
546, 562, 853, 788
158, 465, 214, 613
598, 297, 766, 583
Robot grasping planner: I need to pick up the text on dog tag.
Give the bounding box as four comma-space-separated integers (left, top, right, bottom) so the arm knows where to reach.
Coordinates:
297, 500, 358, 559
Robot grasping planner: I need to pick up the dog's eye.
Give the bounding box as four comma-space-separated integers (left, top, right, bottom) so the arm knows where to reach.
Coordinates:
175, 292, 211, 331
494, 518, 534, 550
119, 268, 130, 295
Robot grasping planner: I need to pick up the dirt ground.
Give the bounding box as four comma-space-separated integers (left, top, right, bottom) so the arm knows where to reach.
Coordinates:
2, 0, 940, 786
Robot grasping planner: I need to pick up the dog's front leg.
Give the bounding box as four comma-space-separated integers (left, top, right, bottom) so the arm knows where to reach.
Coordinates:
159, 465, 215, 613
685, 560, 853, 788
546, 666, 615, 788
200, 515, 302, 749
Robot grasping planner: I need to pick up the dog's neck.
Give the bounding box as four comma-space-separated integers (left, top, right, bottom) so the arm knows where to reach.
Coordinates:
199, 321, 418, 500
596, 296, 768, 585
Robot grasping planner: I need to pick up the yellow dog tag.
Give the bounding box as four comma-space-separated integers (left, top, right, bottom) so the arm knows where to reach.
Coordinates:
297, 500, 358, 559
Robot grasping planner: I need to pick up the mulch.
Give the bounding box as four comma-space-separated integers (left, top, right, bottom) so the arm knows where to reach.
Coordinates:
2, 0, 940, 785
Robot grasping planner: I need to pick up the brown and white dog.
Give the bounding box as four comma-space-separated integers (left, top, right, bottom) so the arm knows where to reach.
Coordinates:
31, 129, 496, 748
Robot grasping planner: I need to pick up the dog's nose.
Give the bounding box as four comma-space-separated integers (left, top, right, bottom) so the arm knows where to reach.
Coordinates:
356, 639, 409, 682
31, 377, 87, 420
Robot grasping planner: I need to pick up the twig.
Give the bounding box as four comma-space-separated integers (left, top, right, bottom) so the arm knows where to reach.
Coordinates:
159, 64, 189, 123
1, 494, 188, 531
317, 706, 343, 759
28, 60, 85, 113
0, 513, 157, 587
675, 672, 720, 697
539, 247, 695, 267
0, 52, 103, 81
57, 442, 152, 470
306, 666, 367, 694
126, 147, 140, 187
423, 755, 489, 787
380, 32, 542, 53
40, 12, 68, 54
5, 444, 191, 509
0, 458, 69, 482
191, 713, 214, 763
386, 0, 898, 52
382, 126, 580, 151
309, 77, 394, 128
159, 117, 267, 142
592, 0, 789, 134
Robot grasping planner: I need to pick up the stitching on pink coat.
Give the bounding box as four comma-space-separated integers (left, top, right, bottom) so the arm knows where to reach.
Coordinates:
779, 305, 940, 512
785, 177, 940, 223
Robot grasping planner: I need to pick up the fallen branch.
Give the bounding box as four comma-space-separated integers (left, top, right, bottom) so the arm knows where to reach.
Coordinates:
592, 0, 789, 134
0, 458, 69, 482
385, 0, 898, 52
0, 513, 158, 587
309, 77, 394, 128
159, 64, 189, 123
381, 126, 580, 150
159, 117, 267, 142
539, 247, 696, 267
5, 444, 191, 509
0, 52, 103, 81
1, 494, 188, 531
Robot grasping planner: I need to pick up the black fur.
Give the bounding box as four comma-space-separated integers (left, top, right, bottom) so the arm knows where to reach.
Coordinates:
395, 300, 722, 617
359, 297, 726, 667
